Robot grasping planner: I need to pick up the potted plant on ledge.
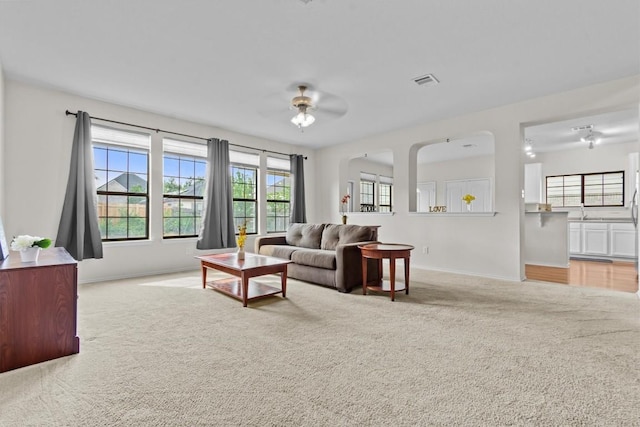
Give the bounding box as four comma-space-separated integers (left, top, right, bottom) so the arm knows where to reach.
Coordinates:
341, 194, 350, 224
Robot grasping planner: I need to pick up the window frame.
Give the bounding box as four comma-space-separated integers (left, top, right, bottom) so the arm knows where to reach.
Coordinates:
360, 180, 376, 212
546, 170, 625, 208
162, 151, 206, 239
231, 163, 258, 235
266, 168, 291, 233
379, 182, 392, 213
94, 142, 150, 242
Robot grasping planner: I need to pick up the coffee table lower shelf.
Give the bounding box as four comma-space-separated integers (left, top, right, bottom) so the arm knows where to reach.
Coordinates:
206, 277, 284, 302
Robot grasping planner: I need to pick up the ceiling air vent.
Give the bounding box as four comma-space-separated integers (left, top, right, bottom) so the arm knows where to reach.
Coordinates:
413, 73, 439, 86
571, 124, 593, 132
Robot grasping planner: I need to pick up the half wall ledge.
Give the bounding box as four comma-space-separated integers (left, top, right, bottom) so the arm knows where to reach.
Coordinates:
408, 212, 497, 217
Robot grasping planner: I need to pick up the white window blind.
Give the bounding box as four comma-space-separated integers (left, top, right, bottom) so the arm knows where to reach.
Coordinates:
267, 156, 290, 171
380, 175, 393, 184
230, 150, 260, 166
163, 138, 207, 158
360, 172, 376, 182
92, 125, 150, 150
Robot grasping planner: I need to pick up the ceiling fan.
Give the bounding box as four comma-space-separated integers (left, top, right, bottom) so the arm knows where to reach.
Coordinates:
257, 83, 349, 130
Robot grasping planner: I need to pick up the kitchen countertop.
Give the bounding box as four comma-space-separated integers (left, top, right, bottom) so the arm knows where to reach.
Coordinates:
567, 217, 633, 223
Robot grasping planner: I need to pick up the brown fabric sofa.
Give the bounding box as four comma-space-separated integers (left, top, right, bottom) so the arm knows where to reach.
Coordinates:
254, 223, 381, 293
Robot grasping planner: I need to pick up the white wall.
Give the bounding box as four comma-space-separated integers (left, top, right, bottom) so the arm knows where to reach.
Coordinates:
316, 75, 640, 281
418, 154, 494, 207
0, 61, 5, 220
524, 212, 569, 267
4, 79, 316, 283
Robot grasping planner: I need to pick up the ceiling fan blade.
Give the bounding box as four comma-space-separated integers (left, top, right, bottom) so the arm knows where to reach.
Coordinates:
314, 92, 348, 117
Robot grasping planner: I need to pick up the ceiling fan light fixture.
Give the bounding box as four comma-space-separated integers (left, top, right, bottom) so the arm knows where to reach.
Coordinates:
291, 110, 315, 128
581, 129, 602, 148
291, 85, 316, 129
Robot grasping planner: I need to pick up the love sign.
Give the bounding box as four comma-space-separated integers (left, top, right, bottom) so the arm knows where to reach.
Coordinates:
429, 206, 447, 213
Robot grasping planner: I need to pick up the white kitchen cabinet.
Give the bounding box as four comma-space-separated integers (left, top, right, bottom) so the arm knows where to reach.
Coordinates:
569, 221, 637, 259
583, 223, 609, 256
524, 163, 543, 203
610, 223, 636, 257
569, 223, 581, 254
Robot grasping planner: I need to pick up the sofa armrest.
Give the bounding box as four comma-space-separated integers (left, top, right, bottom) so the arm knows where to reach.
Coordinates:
254, 234, 287, 253
335, 241, 381, 293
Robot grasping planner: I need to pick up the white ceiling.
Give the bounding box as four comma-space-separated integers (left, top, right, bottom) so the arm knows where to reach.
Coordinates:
0, 0, 638, 149
524, 108, 639, 154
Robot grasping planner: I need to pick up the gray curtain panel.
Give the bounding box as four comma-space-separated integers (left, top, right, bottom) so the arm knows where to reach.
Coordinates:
197, 138, 237, 249
55, 111, 104, 260
289, 154, 307, 223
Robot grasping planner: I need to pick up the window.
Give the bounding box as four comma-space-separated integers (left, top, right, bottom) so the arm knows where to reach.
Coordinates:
546, 171, 624, 207
93, 126, 150, 241
266, 157, 291, 233
360, 172, 376, 212
231, 151, 260, 234
379, 175, 393, 213
163, 139, 206, 238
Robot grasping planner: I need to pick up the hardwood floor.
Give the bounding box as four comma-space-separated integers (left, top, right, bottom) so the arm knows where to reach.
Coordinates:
526, 260, 639, 293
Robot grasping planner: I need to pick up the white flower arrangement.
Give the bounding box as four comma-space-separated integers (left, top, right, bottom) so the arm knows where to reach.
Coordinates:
10, 235, 52, 251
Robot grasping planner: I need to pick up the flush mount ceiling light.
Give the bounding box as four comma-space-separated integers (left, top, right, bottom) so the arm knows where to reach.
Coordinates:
524, 138, 536, 158
290, 85, 315, 130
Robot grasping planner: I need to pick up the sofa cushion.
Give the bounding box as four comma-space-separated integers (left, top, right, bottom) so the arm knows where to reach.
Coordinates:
286, 223, 325, 249
259, 245, 299, 260
291, 249, 336, 270
321, 224, 376, 250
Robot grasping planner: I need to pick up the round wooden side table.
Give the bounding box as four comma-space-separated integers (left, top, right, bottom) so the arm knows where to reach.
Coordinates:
358, 243, 415, 301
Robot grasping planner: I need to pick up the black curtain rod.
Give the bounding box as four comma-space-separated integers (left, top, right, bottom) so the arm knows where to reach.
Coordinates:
65, 110, 306, 159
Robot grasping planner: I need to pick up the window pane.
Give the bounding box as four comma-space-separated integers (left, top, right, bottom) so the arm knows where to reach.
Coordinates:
129, 174, 147, 193
108, 150, 127, 172
129, 152, 147, 174
128, 218, 146, 238
179, 199, 194, 217
128, 196, 146, 217
194, 179, 205, 197
164, 177, 180, 195
180, 159, 195, 177
180, 217, 196, 236
195, 162, 206, 179
164, 218, 179, 237
180, 177, 195, 196
164, 157, 179, 176
107, 195, 127, 216
94, 147, 107, 169
107, 218, 128, 239
98, 218, 107, 239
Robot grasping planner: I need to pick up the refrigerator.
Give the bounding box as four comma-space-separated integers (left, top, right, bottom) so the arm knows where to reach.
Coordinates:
630, 153, 639, 276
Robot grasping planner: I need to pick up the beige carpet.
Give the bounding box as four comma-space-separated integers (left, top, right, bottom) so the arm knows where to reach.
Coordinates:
0, 270, 638, 426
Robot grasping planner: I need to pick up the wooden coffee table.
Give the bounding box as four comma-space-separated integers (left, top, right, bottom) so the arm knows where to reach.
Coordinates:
358, 243, 415, 301
196, 253, 291, 307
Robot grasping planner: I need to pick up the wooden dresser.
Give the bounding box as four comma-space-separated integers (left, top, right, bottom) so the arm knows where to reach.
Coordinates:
0, 247, 79, 373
